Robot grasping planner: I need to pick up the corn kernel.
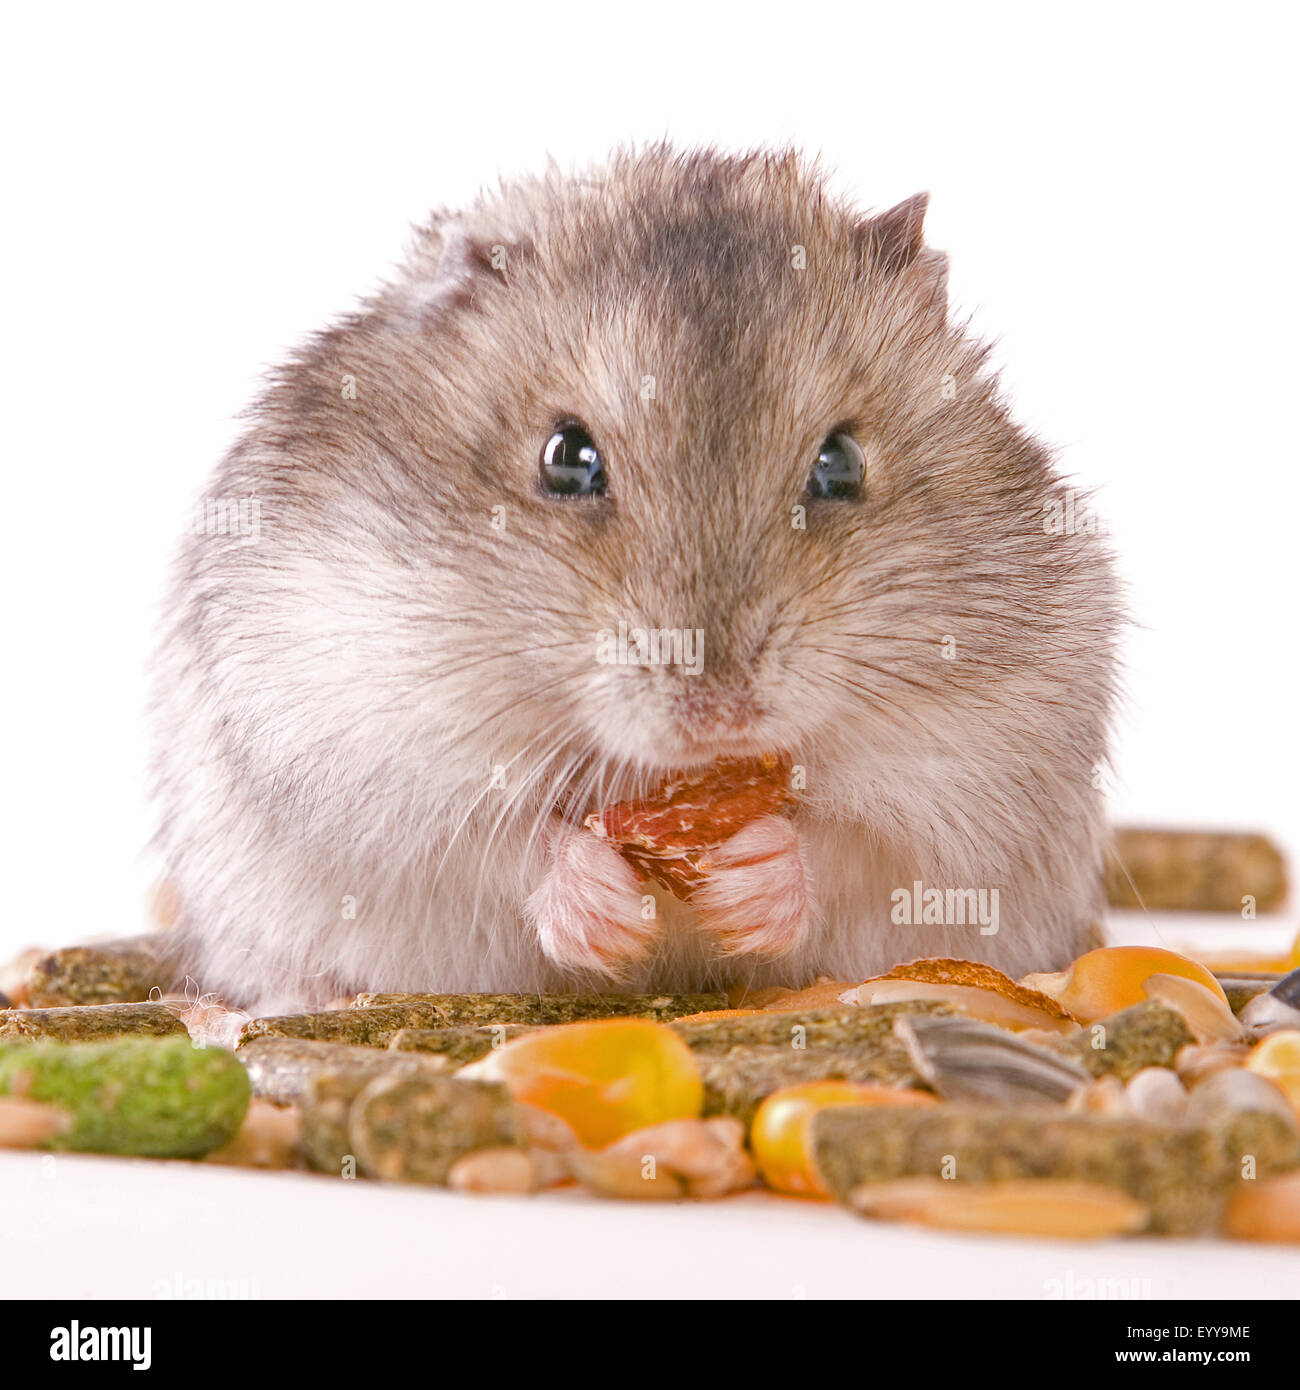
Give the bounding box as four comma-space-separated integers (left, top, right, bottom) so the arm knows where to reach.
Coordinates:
464, 1017, 703, 1148
750, 1081, 936, 1197
1244, 1030, 1300, 1117
1022, 946, 1229, 1024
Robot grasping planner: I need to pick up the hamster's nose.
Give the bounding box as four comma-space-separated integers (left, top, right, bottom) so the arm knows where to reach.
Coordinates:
671, 681, 761, 739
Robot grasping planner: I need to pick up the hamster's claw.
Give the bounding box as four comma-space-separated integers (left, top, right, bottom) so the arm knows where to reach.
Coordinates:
527, 821, 658, 975
692, 815, 813, 959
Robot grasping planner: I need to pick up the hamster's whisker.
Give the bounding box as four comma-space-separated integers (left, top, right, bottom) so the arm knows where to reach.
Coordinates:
804, 583, 929, 622
481, 731, 576, 855
799, 664, 970, 759
805, 661, 1039, 782
823, 629, 945, 644
808, 645, 943, 697
425, 660, 598, 885
426, 638, 591, 684
823, 625, 1114, 666
441, 666, 586, 753
467, 733, 580, 949
798, 559, 905, 606
822, 630, 1023, 671
505, 535, 626, 609
787, 664, 961, 766
426, 724, 563, 899
424, 605, 597, 627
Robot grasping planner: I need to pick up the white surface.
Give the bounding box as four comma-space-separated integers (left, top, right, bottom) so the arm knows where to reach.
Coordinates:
3, 908, 1297, 1300
4, 1150, 1298, 1301
0, 1, 1297, 964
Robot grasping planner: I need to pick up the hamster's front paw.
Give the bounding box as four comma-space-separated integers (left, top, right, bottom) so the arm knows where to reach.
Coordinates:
692, 815, 813, 959
527, 821, 659, 975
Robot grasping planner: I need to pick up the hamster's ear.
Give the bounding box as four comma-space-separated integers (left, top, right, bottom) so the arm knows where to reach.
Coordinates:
423, 221, 495, 310
397, 218, 525, 322
857, 192, 948, 308
859, 192, 929, 276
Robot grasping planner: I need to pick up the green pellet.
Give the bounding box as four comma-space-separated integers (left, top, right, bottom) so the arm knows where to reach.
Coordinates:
0, 1036, 249, 1157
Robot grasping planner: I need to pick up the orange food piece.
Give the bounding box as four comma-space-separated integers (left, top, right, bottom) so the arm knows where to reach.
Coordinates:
1021, 946, 1229, 1024
584, 754, 796, 900
670, 1008, 768, 1023
1194, 929, 1300, 976
848, 958, 1078, 1033
750, 1081, 937, 1197
1223, 1172, 1300, 1243
1244, 1031, 1300, 1116
465, 1018, 703, 1149
731, 980, 860, 1012
734, 959, 1077, 1032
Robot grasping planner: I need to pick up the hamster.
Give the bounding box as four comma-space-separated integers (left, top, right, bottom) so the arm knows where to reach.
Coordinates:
151, 145, 1121, 1014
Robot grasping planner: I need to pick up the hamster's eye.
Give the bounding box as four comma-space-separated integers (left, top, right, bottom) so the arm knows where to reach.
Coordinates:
540, 424, 606, 497
807, 431, 866, 500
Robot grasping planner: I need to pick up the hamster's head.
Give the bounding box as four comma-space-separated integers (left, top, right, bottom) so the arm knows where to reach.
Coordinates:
246, 146, 1117, 826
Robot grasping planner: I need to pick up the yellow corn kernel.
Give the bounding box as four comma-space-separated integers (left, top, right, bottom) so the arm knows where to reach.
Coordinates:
1244, 1030, 1300, 1116
464, 1017, 703, 1149
750, 1081, 937, 1197
1022, 946, 1229, 1024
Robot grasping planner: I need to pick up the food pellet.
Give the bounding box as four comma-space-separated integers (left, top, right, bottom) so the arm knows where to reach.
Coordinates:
0, 1035, 249, 1157
0, 1001, 187, 1043
1103, 827, 1287, 913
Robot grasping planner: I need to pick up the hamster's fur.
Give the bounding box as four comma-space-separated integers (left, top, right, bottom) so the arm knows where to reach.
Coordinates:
152, 146, 1121, 1012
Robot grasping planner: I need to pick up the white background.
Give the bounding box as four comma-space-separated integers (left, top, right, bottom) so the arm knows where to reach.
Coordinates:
0, 1, 1296, 1300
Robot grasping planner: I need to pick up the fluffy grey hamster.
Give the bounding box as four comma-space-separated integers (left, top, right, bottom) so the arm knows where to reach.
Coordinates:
151, 145, 1121, 1013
